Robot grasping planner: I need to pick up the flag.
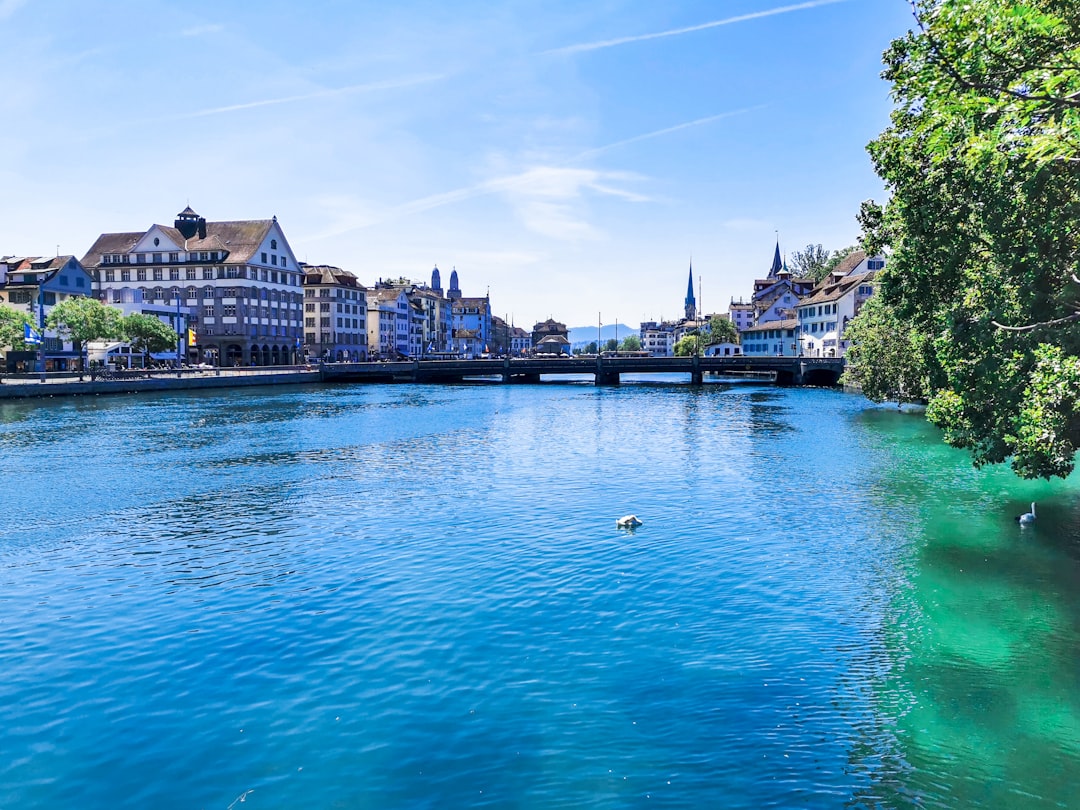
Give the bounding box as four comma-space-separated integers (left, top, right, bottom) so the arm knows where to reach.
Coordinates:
23, 323, 41, 345
187, 327, 197, 346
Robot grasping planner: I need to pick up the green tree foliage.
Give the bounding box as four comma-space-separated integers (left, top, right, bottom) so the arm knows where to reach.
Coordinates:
0, 305, 35, 350
619, 334, 642, 352
603, 338, 619, 353
862, 0, 1080, 478
790, 244, 831, 281
45, 297, 124, 346
674, 333, 705, 356
705, 315, 738, 345
583, 341, 598, 355
122, 313, 178, 356
841, 295, 928, 405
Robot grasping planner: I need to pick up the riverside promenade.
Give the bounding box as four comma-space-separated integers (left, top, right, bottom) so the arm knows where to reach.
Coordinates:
0, 366, 321, 399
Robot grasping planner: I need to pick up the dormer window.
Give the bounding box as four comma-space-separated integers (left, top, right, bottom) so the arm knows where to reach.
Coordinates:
271, 239, 277, 249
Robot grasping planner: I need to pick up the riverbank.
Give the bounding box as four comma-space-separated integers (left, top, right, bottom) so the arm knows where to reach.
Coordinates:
0, 367, 320, 398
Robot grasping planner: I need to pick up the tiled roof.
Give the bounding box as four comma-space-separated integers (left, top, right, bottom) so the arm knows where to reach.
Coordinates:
81, 220, 274, 267
832, 250, 867, 277
798, 270, 876, 307
741, 318, 797, 333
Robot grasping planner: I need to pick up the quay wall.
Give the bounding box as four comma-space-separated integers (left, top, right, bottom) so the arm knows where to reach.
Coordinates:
0, 370, 321, 400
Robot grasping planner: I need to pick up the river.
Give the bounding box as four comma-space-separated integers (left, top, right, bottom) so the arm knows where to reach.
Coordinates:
0, 378, 1077, 808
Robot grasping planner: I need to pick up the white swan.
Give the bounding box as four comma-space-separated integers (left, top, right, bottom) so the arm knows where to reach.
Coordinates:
616, 515, 643, 528
1016, 503, 1036, 525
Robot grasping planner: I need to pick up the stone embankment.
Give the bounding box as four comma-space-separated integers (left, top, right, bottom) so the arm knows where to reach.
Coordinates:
0, 367, 320, 399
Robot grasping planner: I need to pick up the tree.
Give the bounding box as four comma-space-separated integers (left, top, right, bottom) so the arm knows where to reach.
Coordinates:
583, 341, 598, 355
0, 305, 35, 352
790, 244, 831, 281
603, 338, 619, 353
705, 315, 738, 345
674, 333, 705, 356
122, 313, 179, 362
46, 297, 125, 376
840, 295, 928, 405
860, 0, 1080, 478
619, 334, 642, 352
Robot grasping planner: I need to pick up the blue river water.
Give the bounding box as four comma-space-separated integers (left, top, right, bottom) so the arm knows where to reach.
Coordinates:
0, 378, 1078, 808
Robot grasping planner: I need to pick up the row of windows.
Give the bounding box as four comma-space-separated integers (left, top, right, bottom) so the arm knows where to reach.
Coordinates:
304, 288, 363, 300
102, 251, 223, 264
103, 266, 296, 284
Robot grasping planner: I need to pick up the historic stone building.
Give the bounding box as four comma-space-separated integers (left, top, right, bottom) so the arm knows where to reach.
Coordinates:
82, 206, 304, 366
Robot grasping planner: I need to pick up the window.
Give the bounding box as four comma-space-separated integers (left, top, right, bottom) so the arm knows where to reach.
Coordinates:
105, 270, 115, 282
223, 305, 236, 317
136, 253, 145, 263
153, 253, 162, 263
153, 268, 163, 281
202, 268, 214, 280
321, 317, 330, 327
320, 302, 330, 312
186, 268, 197, 280
261, 252, 268, 263
305, 317, 315, 327
121, 269, 131, 282
280, 257, 287, 269
170, 252, 179, 262
168, 268, 179, 281
153, 287, 164, 299
187, 286, 197, 298
305, 303, 315, 312
204, 286, 214, 298
43, 292, 56, 305
270, 239, 277, 249
223, 288, 237, 298
203, 305, 215, 317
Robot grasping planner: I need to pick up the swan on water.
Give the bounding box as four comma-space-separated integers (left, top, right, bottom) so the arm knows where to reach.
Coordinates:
1016, 503, 1036, 525
616, 515, 643, 528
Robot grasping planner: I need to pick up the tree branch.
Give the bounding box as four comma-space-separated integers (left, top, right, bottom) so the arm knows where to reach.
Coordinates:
991, 311, 1080, 332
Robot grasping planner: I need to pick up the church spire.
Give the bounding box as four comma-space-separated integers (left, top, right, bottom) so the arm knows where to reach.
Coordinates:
769, 238, 783, 278
684, 261, 697, 321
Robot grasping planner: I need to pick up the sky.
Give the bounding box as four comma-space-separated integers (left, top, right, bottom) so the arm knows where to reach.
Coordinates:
0, 0, 914, 329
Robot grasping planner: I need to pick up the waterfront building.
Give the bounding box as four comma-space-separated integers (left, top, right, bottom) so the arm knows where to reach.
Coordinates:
0, 255, 95, 371
301, 264, 368, 362
740, 318, 799, 357
728, 298, 754, 332
639, 321, 675, 356
366, 287, 410, 359
453, 296, 493, 358
83, 206, 304, 366
749, 241, 815, 327
703, 342, 742, 357
371, 274, 453, 356
795, 250, 881, 357
509, 325, 531, 356
531, 319, 568, 349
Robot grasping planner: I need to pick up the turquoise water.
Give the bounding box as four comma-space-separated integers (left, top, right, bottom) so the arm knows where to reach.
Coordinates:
0, 379, 1077, 808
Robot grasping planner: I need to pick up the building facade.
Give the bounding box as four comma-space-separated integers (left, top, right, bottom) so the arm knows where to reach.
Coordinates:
83, 207, 304, 366
0, 255, 95, 371
301, 264, 368, 362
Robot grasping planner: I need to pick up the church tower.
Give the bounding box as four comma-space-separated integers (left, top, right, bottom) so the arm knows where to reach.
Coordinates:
448, 268, 461, 301
768, 239, 783, 278
431, 265, 442, 294
684, 262, 697, 321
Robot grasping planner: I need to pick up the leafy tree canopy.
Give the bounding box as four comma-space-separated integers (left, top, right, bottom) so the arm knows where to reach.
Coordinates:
705, 315, 739, 345
790, 244, 831, 281
0, 305, 35, 351
619, 334, 642, 352
122, 313, 178, 355
859, 0, 1080, 478
674, 334, 705, 357
45, 297, 124, 346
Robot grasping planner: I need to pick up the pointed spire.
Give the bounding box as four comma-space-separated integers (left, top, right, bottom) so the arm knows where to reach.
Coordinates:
769, 239, 783, 278
684, 260, 697, 321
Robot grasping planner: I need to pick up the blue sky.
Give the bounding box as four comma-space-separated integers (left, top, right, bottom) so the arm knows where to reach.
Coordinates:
1, 0, 913, 329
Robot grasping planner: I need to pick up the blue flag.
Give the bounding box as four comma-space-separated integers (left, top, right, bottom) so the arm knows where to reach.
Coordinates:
23, 323, 41, 345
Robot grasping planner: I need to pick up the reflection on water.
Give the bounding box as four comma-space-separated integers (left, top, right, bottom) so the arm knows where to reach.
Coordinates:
0, 381, 1077, 808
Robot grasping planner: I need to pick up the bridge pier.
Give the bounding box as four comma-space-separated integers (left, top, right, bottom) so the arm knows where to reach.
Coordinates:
595, 371, 620, 385
690, 356, 702, 385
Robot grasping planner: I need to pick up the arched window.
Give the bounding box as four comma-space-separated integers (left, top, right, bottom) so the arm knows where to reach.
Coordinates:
270, 239, 277, 249
186, 286, 197, 299
203, 286, 214, 298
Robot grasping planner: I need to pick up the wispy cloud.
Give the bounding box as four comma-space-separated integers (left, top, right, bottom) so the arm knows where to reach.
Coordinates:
572, 107, 764, 162
309, 108, 752, 241
180, 23, 224, 37
545, 0, 848, 55
176, 73, 445, 120
0, 0, 28, 21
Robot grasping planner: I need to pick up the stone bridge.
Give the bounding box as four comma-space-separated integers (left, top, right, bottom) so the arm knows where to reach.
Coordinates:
320, 355, 845, 386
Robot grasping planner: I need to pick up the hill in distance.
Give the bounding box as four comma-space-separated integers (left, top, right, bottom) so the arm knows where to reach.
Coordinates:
568, 324, 637, 348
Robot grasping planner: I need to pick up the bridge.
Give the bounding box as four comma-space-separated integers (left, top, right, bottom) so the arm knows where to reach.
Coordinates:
320, 355, 845, 386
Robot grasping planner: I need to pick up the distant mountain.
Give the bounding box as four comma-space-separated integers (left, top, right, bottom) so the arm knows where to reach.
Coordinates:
568, 324, 637, 348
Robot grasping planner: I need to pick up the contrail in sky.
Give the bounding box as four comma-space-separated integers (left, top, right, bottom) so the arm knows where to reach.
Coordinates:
571, 107, 765, 162
546, 0, 848, 55
179, 73, 445, 119
309, 106, 762, 240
